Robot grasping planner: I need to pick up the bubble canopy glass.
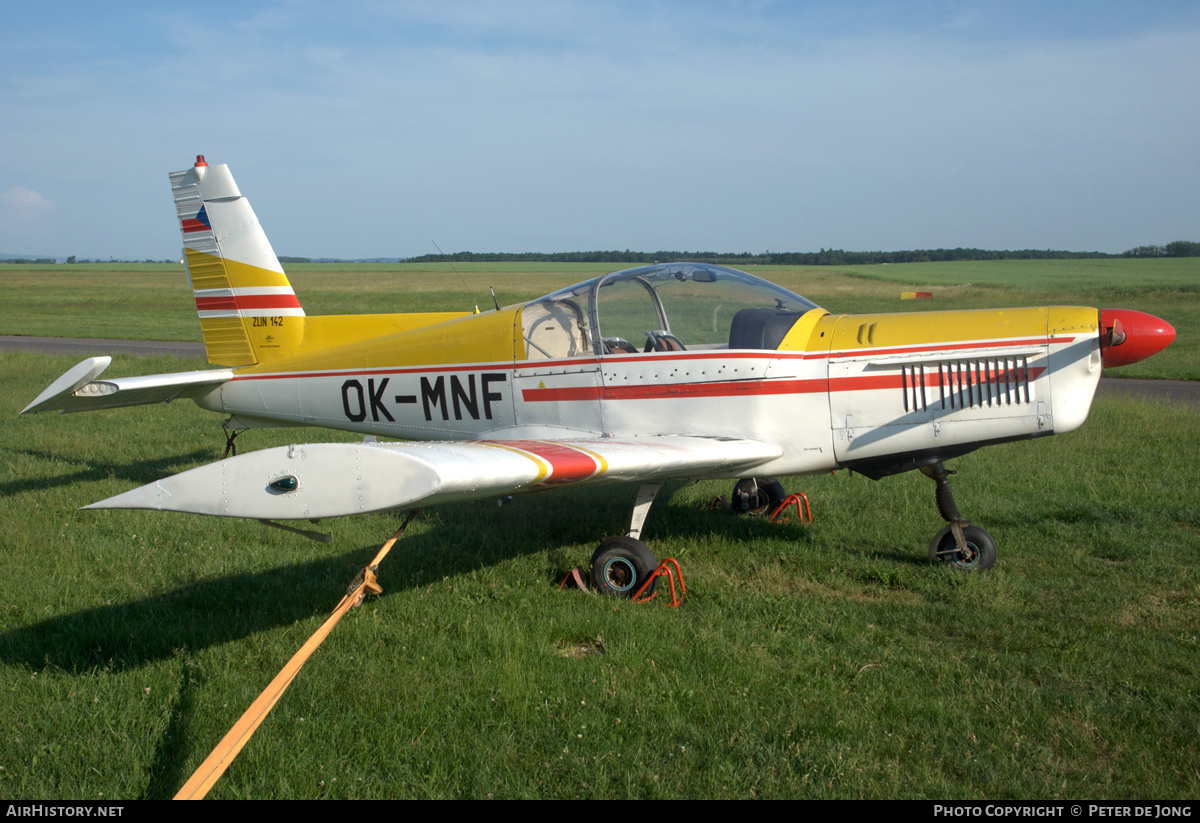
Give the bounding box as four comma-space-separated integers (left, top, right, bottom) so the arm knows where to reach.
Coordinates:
521, 263, 822, 359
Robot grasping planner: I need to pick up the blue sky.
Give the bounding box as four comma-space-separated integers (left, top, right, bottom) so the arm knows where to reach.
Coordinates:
2, 1, 1198, 259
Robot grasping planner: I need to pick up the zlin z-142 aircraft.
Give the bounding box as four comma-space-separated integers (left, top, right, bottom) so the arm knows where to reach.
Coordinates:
23, 156, 1175, 590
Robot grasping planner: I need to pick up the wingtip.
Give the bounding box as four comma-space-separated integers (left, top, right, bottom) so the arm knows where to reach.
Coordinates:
22, 356, 113, 415
80, 484, 168, 512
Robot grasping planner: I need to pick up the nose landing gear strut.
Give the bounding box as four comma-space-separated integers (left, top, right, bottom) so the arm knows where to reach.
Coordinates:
921, 462, 997, 572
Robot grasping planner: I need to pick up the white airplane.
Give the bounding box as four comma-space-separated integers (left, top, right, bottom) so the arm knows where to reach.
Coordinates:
22, 156, 1176, 591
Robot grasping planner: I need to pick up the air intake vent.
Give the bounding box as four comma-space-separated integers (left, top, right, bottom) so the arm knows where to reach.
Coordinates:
901, 364, 929, 412
901, 358, 1033, 412
938, 357, 1032, 410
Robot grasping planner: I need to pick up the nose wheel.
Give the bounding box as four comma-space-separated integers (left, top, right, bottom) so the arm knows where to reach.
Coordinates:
929, 522, 996, 571
730, 477, 786, 516
921, 462, 996, 571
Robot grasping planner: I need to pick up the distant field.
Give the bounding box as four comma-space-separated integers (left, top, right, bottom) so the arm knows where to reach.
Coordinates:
826, 257, 1200, 291
1, 257, 1195, 378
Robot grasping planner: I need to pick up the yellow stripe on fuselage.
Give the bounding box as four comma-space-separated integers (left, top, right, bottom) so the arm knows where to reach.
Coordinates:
780, 306, 1098, 355
298, 312, 472, 353
1047, 307, 1101, 339
235, 306, 524, 375
776, 307, 829, 352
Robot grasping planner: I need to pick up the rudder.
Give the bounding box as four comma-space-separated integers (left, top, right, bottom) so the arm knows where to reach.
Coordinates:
171, 156, 304, 366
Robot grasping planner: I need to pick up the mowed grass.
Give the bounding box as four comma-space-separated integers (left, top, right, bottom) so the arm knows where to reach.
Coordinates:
3, 258, 1198, 797
1, 257, 1196, 378
1, 350, 1198, 799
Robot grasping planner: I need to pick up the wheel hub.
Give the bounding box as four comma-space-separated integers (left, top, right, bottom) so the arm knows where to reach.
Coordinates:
602, 558, 636, 592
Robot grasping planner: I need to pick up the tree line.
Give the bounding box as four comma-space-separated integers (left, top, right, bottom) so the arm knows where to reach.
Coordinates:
7, 241, 1196, 267
1121, 241, 1200, 258
403, 247, 1125, 266
402, 241, 1200, 265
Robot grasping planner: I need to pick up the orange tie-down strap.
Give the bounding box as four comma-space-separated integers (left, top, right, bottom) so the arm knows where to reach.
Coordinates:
174, 511, 419, 800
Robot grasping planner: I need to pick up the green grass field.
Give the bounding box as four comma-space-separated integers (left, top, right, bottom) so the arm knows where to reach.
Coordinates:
2, 260, 1198, 799
2, 257, 1196, 378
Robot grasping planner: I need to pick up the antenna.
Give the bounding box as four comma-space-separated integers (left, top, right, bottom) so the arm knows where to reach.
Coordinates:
432, 241, 479, 314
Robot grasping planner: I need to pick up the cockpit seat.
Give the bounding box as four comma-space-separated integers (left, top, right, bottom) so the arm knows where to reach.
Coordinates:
603, 337, 638, 354
644, 332, 686, 352
729, 308, 805, 351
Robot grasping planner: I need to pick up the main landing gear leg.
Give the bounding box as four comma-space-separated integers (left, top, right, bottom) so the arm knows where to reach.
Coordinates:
222, 421, 246, 458
590, 481, 661, 597
627, 481, 662, 541
920, 462, 996, 572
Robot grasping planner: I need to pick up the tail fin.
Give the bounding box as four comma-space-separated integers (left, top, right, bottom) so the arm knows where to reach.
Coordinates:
171, 156, 304, 367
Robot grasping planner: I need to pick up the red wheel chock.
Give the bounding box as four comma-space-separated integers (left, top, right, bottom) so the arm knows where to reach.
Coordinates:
632, 558, 686, 607
769, 493, 812, 525
558, 566, 593, 594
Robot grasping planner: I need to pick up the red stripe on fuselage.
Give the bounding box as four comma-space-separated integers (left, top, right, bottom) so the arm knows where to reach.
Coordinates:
522, 378, 826, 403
522, 366, 1046, 403
827, 365, 1046, 393
226, 336, 1071, 385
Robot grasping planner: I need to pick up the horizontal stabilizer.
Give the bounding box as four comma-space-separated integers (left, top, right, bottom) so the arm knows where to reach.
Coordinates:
84, 436, 782, 521
21, 357, 232, 415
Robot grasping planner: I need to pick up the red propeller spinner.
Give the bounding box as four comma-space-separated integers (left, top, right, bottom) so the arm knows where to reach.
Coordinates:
1098, 309, 1176, 367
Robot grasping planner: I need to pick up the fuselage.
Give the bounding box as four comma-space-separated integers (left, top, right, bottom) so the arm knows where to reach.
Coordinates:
194, 264, 1108, 482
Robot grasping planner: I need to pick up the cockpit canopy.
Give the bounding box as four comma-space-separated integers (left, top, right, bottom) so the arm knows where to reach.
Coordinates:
521, 263, 821, 360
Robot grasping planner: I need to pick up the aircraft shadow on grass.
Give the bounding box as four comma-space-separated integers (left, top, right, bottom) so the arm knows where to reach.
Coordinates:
0, 481, 814, 675
2, 446, 219, 498
0, 478, 816, 798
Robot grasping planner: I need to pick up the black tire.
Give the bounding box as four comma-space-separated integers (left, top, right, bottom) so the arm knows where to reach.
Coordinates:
731, 477, 786, 516
929, 524, 997, 572
590, 536, 658, 597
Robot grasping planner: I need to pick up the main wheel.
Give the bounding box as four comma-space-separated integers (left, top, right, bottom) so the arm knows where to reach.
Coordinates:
730, 477, 786, 516
929, 524, 997, 572
591, 536, 658, 597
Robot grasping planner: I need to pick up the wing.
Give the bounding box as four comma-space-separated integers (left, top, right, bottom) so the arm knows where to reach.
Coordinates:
84, 436, 783, 520
21, 357, 232, 415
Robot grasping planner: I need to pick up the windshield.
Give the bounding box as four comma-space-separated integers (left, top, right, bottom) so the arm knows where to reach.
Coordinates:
521, 263, 820, 359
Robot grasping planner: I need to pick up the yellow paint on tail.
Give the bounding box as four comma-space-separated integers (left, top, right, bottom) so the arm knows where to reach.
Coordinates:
188, 249, 304, 367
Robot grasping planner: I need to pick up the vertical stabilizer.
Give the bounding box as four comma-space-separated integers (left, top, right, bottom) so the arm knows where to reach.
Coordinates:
171, 156, 304, 366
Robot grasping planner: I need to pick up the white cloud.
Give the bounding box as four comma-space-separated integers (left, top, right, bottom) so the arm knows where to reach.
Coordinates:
0, 186, 55, 217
